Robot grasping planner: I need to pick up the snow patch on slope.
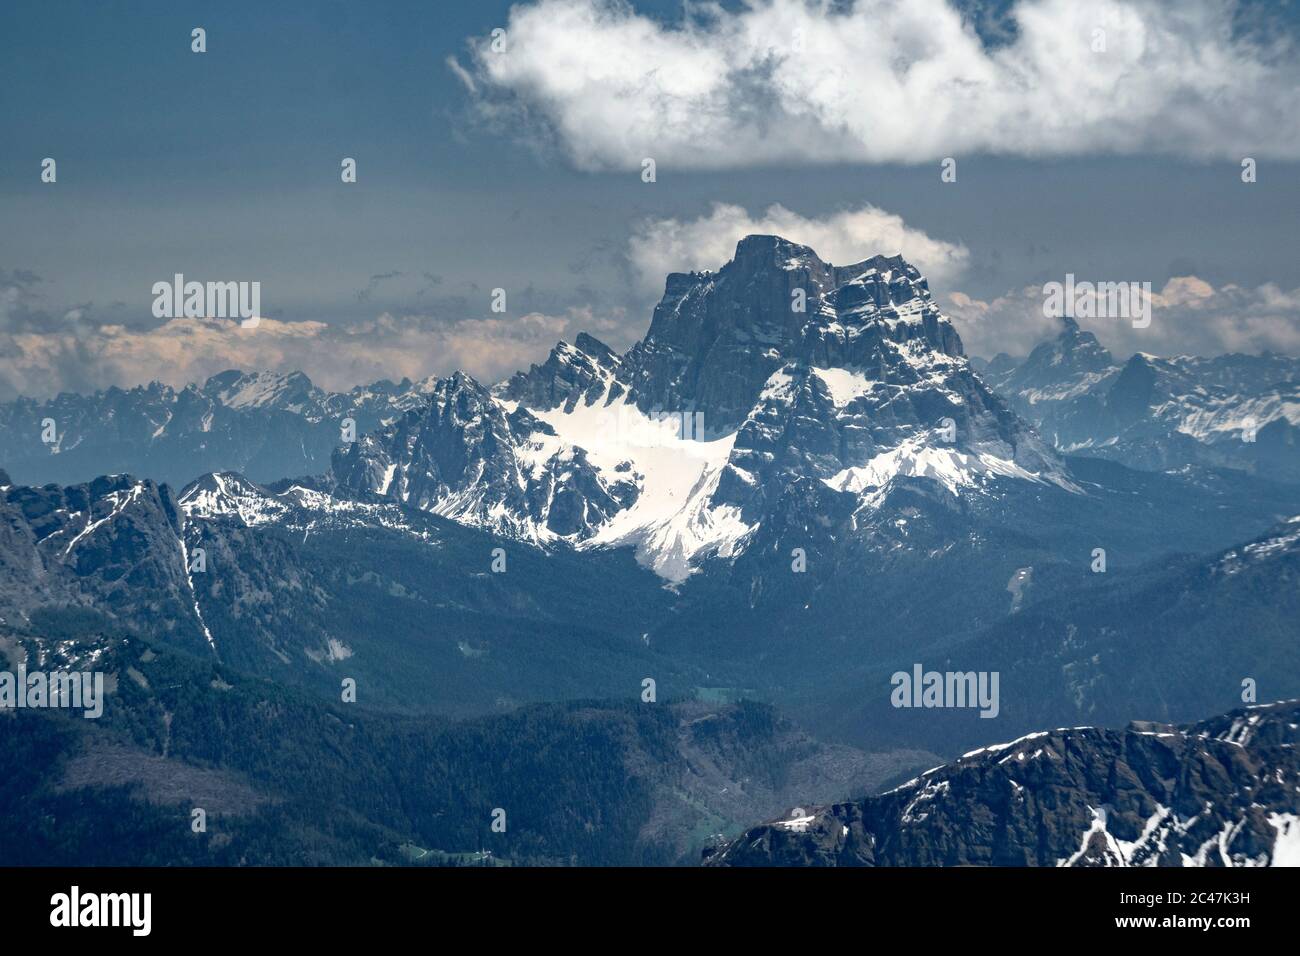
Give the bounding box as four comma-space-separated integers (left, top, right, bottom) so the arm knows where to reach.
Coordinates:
531, 390, 749, 582
1268, 813, 1300, 867
178, 529, 216, 652
824, 438, 1077, 500
179, 473, 290, 526
810, 367, 877, 408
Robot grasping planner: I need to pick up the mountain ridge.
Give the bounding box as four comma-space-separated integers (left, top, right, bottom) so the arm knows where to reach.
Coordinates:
705, 698, 1300, 867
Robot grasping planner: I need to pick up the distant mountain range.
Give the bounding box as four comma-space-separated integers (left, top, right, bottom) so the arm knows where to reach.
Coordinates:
975, 318, 1300, 483
0, 369, 440, 488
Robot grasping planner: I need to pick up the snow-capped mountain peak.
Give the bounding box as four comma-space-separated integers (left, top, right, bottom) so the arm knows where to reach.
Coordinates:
327, 236, 1075, 581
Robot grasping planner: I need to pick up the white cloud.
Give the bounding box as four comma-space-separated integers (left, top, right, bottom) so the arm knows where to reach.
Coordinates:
942, 288, 1065, 358
943, 277, 1300, 358
628, 201, 970, 294
461, 0, 1300, 169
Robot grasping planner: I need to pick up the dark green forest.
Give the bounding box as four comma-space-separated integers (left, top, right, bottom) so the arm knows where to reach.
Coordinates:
0, 608, 822, 866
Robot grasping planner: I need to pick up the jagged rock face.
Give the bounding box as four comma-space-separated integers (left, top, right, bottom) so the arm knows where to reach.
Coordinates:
0, 370, 439, 488
0, 473, 201, 644
1113, 354, 1300, 481
332, 371, 637, 541
706, 700, 1300, 867
499, 332, 627, 412
619, 236, 964, 433
715, 351, 1057, 522
0, 464, 698, 716
985, 322, 1300, 482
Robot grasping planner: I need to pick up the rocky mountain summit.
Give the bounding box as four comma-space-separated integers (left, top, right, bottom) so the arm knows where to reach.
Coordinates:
612, 237, 964, 431
706, 699, 1300, 867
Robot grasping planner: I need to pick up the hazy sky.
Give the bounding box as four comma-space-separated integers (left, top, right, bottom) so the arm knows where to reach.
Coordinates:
2, 0, 1299, 399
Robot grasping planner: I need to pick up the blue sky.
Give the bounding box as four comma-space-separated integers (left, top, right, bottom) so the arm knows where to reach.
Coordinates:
2, 0, 1298, 398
